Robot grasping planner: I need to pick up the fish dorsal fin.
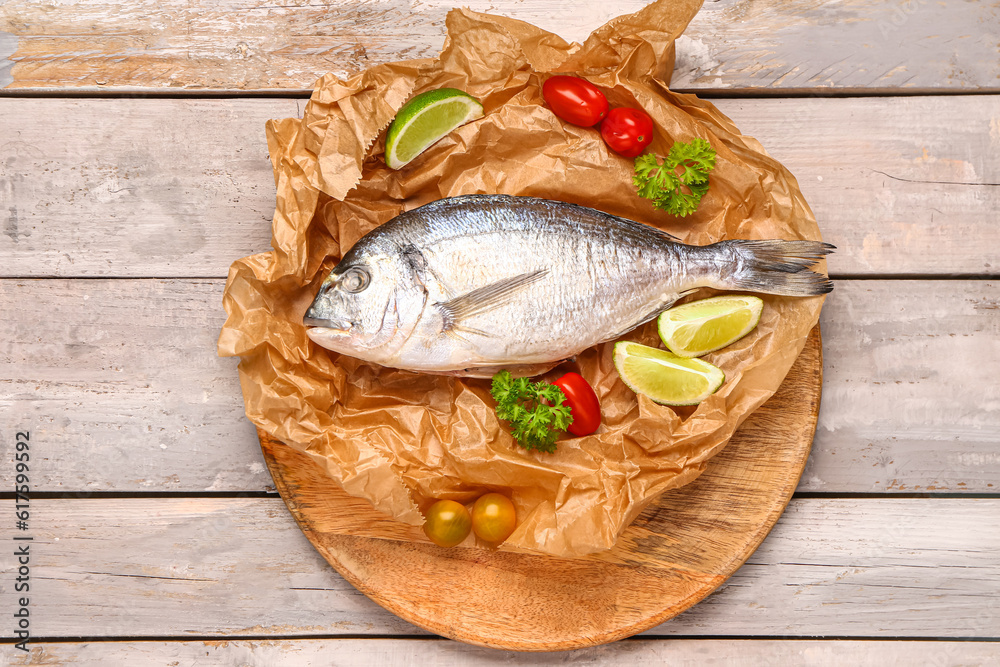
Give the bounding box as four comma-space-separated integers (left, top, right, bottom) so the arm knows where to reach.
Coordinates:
437, 269, 548, 331
650, 226, 680, 242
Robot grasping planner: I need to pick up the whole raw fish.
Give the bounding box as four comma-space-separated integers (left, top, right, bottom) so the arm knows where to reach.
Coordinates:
304, 195, 832, 377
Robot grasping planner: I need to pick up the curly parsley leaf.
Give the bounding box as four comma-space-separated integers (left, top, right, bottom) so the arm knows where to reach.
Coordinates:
490, 370, 573, 453
632, 138, 717, 217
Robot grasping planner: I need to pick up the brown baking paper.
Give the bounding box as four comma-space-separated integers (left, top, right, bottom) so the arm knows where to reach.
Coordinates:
218, 0, 827, 558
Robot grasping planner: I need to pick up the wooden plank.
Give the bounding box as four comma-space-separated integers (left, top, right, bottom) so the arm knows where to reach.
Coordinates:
6, 639, 1000, 665
0, 99, 295, 278
1, 279, 997, 493
0, 498, 996, 637
675, 0, 1000, 93
0, 279, 270, 492
1, 96, 998, 278
804, 279, 1000, 493
720, 96, 1000, 278
0, 1, 996, 92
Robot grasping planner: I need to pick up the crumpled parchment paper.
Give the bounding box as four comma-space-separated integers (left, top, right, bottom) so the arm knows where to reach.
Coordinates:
218, 0, 827, 558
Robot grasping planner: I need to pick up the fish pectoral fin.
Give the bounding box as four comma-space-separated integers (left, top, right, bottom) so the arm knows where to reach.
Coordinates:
437, 269, 548, 331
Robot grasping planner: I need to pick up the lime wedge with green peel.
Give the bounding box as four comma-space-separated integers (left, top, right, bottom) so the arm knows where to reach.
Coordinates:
657, 295, 764, 358
613, 341, 725, 406
384, 88, 484, 169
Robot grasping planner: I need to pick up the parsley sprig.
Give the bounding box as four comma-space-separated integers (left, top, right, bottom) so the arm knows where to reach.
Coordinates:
491, 371, 573, 453
633, 138, 717, 217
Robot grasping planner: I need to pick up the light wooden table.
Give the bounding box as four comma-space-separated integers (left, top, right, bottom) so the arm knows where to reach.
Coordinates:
1, 1, 998, 664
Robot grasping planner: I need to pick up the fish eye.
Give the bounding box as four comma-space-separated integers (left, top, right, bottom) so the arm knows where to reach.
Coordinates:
340, 267, 370, 293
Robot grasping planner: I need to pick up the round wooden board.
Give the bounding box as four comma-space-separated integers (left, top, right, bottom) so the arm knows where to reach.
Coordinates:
259, 325, 822, 651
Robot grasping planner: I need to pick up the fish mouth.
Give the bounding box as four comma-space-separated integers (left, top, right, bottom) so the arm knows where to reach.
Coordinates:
303, 299, 353, 331
305, 324, 355, 353
302, 315, 353, 331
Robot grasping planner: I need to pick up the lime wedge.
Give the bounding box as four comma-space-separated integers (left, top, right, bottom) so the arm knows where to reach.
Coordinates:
613, 341, 724, 406
384, 88, 484, 169
657, 295, 763, 358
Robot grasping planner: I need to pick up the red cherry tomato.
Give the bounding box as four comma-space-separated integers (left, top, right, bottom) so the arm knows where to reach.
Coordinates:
552, 372, 601, 437
600, 107, 654, 158
542, 76, 609, 127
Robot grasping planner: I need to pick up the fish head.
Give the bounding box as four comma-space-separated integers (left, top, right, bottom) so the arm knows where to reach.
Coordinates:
303, 241, 427, 360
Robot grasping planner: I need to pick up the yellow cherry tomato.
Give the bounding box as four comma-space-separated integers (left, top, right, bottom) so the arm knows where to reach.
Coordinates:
423, 499, 472, 548
471, 493, 517, 543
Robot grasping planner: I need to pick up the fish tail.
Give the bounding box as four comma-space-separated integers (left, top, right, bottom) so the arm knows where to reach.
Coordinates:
712, 239, 835, 296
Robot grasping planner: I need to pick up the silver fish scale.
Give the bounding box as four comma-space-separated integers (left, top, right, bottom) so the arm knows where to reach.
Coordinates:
382, 195, 701, 368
